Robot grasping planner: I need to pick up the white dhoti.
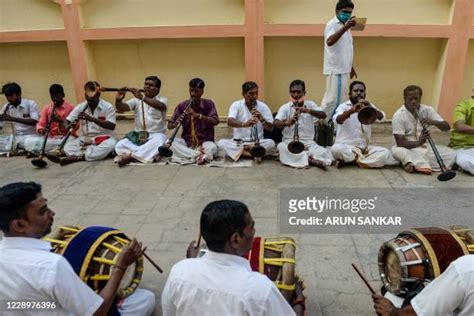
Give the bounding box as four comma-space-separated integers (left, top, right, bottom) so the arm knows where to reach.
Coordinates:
117, 288, 155, 316
64, 136, 117, 161
217, 138, 276, 161
321, 73, 350, 120
391, 145, 456, 172
455, 148, 474, 175
331, 143, 390, 168
23, 136, 64, 155
0, 134, 31, 155
278, 139, 332, 168
169, 138, 217, 164
115, 132, 167, 164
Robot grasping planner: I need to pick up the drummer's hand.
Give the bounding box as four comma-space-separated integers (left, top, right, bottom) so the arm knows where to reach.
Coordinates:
293, 277, 305, 301
186, 240, 199, 258
116, 238, 145, 268
372, 294, 395, 316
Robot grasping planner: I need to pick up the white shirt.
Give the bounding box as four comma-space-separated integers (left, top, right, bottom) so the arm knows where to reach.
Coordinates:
333, 100, 385, 148
392, 104, 443, 145
412, 255, 474, 316
276, 100, 322, 142
0, 237, 103, 316
126, 95, 168, 134
67, 99, 116, 137
161, 250, 295, 316
228, 99, 274, 141
0, 99, 39, 136
323, 16, 353, 75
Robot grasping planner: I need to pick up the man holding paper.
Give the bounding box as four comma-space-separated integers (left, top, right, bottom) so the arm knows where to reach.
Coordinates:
321, 0, 359, 120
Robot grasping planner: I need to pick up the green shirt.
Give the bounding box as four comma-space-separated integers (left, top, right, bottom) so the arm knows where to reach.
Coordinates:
449, 99, 474, 149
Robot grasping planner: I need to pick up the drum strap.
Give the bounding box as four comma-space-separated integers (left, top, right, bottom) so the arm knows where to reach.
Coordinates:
264, 258, 296, 266
275, 281, 296, 291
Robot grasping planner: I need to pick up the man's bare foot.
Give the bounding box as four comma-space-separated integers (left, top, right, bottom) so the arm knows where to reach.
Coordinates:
153, 154, 162, 163
335, 159, 344, 169
309, 159, 328, 170
117, 155, 134, 168
404, 162, 415, 173
254, 157, 262, 164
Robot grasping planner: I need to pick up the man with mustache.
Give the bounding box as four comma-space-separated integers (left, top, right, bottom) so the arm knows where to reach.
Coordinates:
0, 182, 155, 315
331, 81, 390, 168
114, 76, 168, 167
163, 78, 219, 165
274, 79, 332, 169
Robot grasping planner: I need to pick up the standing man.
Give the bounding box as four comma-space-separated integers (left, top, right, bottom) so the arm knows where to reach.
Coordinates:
0, 82, 39, 156
23, 84, 76, 156
331, 81, 390, 168
48, 81, 116, 166
114, 76, 168, 167
0, 182, 155, 316
391, 85, 456, 175
164, 78, 219, 165
449, 93, 474, 175
274, 80, 332, 169
218, 81, 275, 163
161, 200, 305, 316
321, 0, 357, 120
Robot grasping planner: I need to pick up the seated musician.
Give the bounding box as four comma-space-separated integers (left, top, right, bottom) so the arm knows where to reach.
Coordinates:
161, 200, 305, 316
372, 254, 474, 316
0, 82, 39, 155
274, 79, 332, 169
114, 76, 168, 167
0, 182, 155, 315
48, 81, 117, 166
449, 94, 474, 175
391, 85, 456, 174
163, 78, 219, 165
218, 81, 275, 163
331, 81, 390, 168
23, 84, 76, 156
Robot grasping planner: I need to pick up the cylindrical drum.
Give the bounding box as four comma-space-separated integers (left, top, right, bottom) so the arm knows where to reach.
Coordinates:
45, 225, 144, 298
378, 226, 473, 296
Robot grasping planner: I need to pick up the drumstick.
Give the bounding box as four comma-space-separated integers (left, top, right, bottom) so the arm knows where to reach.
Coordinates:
196, 232, 202, 248
142, 252, 163, 274
119, 235, 164, 274
352, 263, 376, 294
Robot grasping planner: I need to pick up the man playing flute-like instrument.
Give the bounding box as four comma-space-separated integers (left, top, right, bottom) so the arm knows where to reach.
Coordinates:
114, 76, 168, 167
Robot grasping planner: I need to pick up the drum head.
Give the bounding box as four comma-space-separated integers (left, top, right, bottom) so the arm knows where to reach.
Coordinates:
384, 249, 402, 291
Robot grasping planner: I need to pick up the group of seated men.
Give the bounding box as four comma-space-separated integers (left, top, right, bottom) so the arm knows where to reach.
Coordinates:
1, 182, 473, 315
1, 78, 473, 175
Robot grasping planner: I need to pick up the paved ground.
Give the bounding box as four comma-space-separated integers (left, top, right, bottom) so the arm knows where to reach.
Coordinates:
0, 122, 472, 315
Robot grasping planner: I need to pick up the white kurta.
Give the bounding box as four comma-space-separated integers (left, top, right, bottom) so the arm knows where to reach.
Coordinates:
276, 100, 332, 167
219, 99, 276, 161
411, 255, 474, 316
161, 250, 295, 316
331, 101, 390, 168
391, 104, 456, 171
115, 95, 168, 163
